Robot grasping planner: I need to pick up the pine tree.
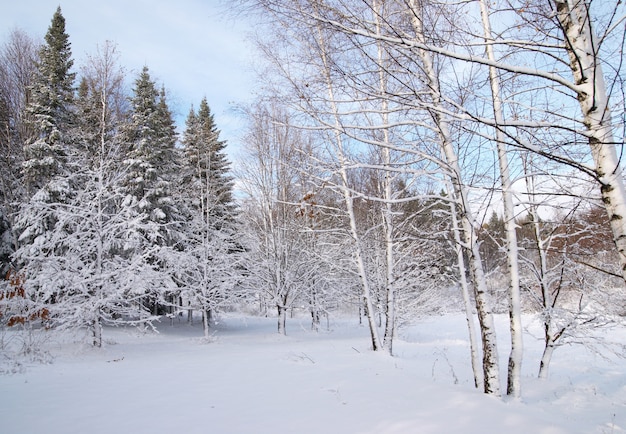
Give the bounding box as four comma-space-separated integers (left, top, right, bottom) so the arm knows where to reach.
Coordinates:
10, 7, 78, 342
185, 98, 235, 225
119, 66, 181, 316
15, 7, 77, 261
14, 6, 77, 265
177, 98, 238, 337
22, 6, 76, 195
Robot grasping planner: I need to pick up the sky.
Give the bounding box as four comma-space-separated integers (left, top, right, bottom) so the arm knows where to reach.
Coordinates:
0, 0, 257, 155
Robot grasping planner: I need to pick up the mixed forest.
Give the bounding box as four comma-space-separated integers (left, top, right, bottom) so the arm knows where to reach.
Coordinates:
2, 1, 626, 403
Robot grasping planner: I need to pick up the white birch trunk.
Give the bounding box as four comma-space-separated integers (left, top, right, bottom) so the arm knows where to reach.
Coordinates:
90, 68, 108, 350
313, 18, 383, 351
382, 170, 396, 354
523, 154, 557, 379
373, 0, 396, 354
555, 0, 626, 283
538, 343, 556, 380
449, 190, 485, 390
459, 196, 501, 396
478, 0, 523, 398
409, 0, 501, 395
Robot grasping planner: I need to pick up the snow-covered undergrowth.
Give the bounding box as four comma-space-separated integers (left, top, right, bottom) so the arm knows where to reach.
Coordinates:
1, 314, 624, 433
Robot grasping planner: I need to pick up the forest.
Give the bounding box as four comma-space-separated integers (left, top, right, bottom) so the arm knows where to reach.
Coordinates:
1, 0, 626, 406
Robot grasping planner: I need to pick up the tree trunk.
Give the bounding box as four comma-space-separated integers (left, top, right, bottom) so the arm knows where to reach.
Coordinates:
277, 305, 287, 335
463, 214, 501, 396
555, 0, 626, 284
92, 316, 102, 348
310, 286, 320, 332
478, 0, 522, 398
313, 16, 382, 351
538, 340, 556, 380
523, 155, 557, 379
202, 309, 210, 339
450, 195, 484, 390
372, 0, 396, 356
409, 0, 501, 395
311, 309, 320, 332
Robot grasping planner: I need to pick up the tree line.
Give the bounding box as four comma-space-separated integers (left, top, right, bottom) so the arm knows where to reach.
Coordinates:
1, 2, 625, 403
0, 8, 238, 348
233, 0, 626, 399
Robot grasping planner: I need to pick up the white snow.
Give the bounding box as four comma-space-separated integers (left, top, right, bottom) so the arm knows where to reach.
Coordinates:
1, 313, 624, 434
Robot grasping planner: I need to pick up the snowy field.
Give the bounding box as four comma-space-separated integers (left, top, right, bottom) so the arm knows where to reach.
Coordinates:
1, 313, 624, 434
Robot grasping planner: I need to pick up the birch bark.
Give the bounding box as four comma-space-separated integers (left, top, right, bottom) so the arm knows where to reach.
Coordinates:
522, 154, 560, 379
313, 18, 383, 351
408, 0, 501, 395
477, 0, 523, 398
449, 186, 485, 390
373, 0, 397, 355
555, 0, 626, 283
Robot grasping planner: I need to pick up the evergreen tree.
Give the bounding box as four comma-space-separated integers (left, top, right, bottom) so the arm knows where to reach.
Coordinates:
22, 6, 76, 195
10, 8, 77, 339
14, 6, 77, 265
15, 7, 77, 265
74, 77, 102, 169
119, 66, 181, 316
177, 98, 238, 337
121, 67, 178, 232
184, 97, 235, 225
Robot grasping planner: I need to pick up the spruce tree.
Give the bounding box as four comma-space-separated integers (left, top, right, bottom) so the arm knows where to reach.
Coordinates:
14, 6, 77, 259
22, 6, 76, 195
15, 6, 77, 263
10, 7, 78, 339
119, 66, 181, 316
121, 67, 178, 229
177, 98, 238, 336
185, 97, 235, 224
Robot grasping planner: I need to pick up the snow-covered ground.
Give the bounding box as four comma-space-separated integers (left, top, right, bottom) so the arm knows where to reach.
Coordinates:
1, 313, 624, 433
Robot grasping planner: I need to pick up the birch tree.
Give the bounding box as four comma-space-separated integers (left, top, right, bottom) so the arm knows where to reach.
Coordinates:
238, 102, 316, 335
477, 0, 523, 398
373, 0, 398, 353
552, 0, 626, 282
235, 0, 626, 395
519, 153, 622, 378
237, 0, 500, 368
397, 0, 500, 394
0, 30, 39, 265
248, 2, 386, 347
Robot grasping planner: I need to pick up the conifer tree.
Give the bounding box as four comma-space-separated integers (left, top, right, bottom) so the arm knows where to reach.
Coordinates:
177, 98, 238, 337
10, 7, 78, 338
121, 67, 178, 230
14, 6, 77, 263
184, 98, 235, 224
22, 6, 76, 195
15, 7, 77, 254
119, 66, 181, 316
